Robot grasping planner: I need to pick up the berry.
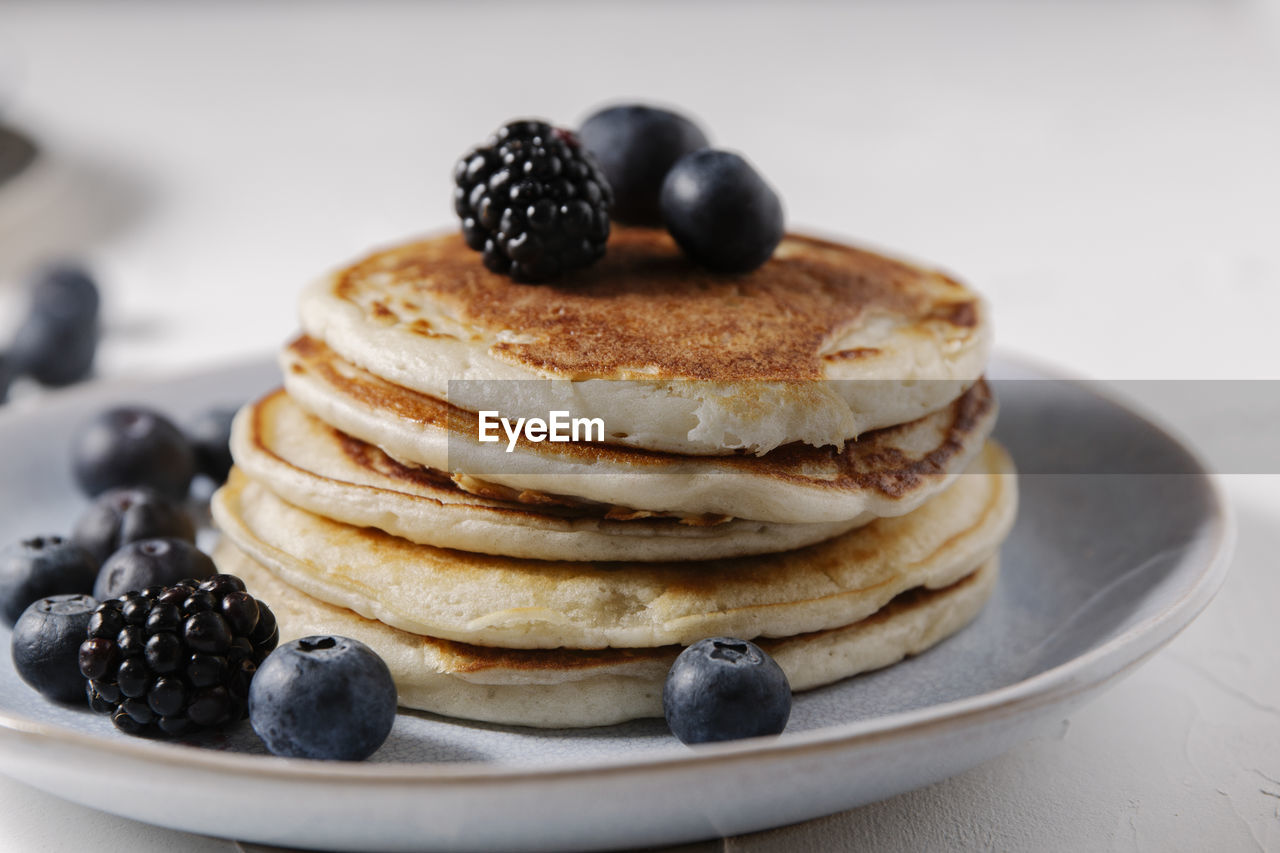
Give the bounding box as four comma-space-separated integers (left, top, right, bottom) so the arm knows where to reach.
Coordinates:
79, 575, 278, 736
662, 637, 791, 744
31, 264, 101, 326
93, 538, 215, 600
0, 354, 13, 404
8, 264, 100, 388
0, 536, 99, 628
72, 406, 196, 500
660, 150, 784, 274
453, 119, 612, 283
11, 594, 98, 703
185, 407, 238, 483
71, 487, 195, 566
250, 636, 396, 761
579, 104, 709, 226
10, 311, 98, 387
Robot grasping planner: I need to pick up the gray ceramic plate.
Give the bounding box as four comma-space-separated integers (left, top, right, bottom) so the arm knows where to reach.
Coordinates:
0, 354, 1234, 852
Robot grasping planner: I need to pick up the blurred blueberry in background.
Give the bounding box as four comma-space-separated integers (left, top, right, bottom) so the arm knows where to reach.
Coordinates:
3, 263, 100, 401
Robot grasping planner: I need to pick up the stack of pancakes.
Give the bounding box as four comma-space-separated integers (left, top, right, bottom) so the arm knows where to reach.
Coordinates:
211, 228, 1017, 728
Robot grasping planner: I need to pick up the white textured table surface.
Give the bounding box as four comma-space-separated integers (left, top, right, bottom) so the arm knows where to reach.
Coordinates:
1, 2, 1278, 850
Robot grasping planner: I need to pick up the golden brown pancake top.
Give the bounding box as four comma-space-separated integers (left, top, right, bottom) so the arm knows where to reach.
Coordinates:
332, 227, 978, 381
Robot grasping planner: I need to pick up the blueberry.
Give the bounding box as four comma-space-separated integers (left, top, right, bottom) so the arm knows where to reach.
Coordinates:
31, 264, 101, 326
250, 636, 397, 761
659, 150, 784, 274
662, 637, 791, 744
185, 407, 238, 484
578, 104, 709, 226
0, 354, 13, 403
0, 536, 99, 627
11, 594, 98, 703
72, 406, 196, 500
71, 487, 195, 566
93, 538, 215, 600
9, 310, 98, 387
8, 264, 101, 388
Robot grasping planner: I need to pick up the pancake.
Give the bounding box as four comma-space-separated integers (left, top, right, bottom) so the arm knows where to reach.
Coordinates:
215, 541, 1000, 728
281, 337, 997, 525
232, 389, 863, 561
298, 227, 991, 456
210, 441, 1016, 650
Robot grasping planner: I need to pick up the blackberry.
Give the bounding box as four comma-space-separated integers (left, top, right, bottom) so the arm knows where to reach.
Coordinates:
78, 574, 279, 736
453, 119, 613, 283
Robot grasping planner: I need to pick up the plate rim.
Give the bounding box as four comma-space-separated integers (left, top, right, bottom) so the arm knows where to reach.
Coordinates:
0, 350, 1237, 785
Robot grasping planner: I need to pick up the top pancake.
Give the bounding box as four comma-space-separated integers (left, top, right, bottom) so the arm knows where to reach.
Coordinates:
299, 227, 991, 455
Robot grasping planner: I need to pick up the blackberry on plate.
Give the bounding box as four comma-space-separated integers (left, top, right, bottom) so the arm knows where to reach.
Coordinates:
72, 487, 196, 566
453, 119, 613, 283
78, 574, 279, 736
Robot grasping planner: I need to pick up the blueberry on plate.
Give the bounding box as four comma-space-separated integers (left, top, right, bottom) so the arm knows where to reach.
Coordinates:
12, 593, 98, 703
250, 635, 397, 761
93, 538, 215, 600
71, 487, 195, 566
0, 536, 99, 628
80, 575, 278, 735
663, 637, 791, 744
660, 149, 784, 274
72, 406, 196, 500
185, 407, 238, 484
578, 104, 709, 226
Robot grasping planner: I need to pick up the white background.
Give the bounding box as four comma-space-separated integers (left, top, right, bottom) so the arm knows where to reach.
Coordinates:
1, 2, 1278, 850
